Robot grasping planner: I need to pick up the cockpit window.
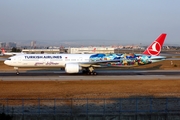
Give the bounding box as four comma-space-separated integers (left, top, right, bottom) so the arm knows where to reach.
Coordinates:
7, 58, 11, 60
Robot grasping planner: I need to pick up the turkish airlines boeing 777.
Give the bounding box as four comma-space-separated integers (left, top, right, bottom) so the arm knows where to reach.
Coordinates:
4, 33, 167, 75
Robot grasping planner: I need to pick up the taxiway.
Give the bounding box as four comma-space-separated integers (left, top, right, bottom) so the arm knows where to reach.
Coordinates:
0, 70, 180, 81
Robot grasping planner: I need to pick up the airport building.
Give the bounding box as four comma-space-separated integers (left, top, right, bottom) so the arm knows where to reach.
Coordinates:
7, 42, 17, 48
21, 47, 115, 54
67, 47, 115, 54
22, 49, 60, 54
0, 42, 6, 48
20, 46, 146, 54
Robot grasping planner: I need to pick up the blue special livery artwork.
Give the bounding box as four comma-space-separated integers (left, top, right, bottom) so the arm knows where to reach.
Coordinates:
90, 53, 152, 66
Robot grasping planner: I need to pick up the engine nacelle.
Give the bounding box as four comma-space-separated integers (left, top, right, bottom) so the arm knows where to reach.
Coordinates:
65, 63, 81, 73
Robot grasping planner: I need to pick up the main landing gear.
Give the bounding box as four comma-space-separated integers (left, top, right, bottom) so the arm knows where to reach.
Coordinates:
83, 67, 97, 75
14, 67, 19, 75
87, 71, 97, 75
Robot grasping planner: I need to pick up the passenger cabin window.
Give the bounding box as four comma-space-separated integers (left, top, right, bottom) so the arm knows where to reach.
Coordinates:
71, 59, 76, 61
85, 59, 89, 61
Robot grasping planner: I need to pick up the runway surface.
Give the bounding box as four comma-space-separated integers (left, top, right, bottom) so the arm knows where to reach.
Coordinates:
0, 69, 180, 81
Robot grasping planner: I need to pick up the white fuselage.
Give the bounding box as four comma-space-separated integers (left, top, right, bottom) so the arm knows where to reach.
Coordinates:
4, 54, 93, 68
4, 53, 166, 74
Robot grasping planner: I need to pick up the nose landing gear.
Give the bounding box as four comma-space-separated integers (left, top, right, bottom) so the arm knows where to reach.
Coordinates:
14, 67, 19, 75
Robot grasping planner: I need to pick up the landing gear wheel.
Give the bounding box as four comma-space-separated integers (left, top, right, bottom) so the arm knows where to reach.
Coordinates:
93, 72, 97, 75
84, 67, 98, 75
14, 67, 19, 75
88, 71, 97, 75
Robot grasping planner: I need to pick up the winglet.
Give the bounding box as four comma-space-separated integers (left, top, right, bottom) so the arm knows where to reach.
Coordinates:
143, 33, 167, 56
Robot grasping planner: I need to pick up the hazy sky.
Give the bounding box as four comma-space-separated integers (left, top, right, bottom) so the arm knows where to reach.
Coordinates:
0, 0, 180, 46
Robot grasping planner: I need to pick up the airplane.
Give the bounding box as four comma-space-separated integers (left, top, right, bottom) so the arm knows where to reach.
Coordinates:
1, 48, 24, 56
4, 33, 167, 75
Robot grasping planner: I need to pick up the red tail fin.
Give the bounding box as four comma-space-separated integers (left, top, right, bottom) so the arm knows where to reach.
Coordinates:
1, 48, 5, 55
92, 48, 96, 53
143, 33, 167, 56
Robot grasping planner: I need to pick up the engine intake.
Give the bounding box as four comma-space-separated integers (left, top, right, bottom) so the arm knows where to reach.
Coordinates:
65, 63, 81, 73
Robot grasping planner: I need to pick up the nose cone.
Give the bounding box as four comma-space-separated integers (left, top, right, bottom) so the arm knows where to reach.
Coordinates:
4, 60, 8, 65
4, 60, 11, 66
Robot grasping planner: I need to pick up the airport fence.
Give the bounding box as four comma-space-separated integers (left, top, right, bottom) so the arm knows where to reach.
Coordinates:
0, 97, 180, 116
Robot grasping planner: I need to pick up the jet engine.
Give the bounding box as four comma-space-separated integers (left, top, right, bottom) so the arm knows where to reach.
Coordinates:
65, 63, 81, 73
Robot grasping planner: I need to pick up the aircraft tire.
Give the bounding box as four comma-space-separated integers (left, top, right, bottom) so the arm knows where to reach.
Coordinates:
93, 72, 97, 75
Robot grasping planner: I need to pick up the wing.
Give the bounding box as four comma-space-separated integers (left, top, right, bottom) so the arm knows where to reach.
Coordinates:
79, 59, 120, 67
